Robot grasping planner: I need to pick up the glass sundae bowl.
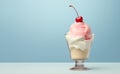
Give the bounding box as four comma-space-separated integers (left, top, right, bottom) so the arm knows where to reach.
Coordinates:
65, 34, 94, 70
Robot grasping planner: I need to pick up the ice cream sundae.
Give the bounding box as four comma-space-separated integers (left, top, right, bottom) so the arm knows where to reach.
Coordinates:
65, 4, 94, 70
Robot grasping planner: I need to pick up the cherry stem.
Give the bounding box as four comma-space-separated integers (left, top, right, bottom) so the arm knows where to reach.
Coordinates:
69, 4, 79, 17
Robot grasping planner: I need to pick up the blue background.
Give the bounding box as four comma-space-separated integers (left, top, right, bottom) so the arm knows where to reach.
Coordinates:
0, 0, 120, 62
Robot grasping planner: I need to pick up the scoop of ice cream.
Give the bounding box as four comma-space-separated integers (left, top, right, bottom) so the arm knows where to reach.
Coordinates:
65, 34, 94, 51
65, 21, 93, 50
68, 22, 92, 40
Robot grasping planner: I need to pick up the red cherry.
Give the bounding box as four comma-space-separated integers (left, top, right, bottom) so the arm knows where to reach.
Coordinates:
75, 16, 83, 22
69, 5, 83, 23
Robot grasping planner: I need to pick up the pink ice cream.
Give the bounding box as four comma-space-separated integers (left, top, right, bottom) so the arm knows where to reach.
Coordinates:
68, 22, 92, 40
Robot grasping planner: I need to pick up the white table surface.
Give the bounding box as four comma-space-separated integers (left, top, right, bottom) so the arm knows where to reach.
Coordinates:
0, 63, 120, 74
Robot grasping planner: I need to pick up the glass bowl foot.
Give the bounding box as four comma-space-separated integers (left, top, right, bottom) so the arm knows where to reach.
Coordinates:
70, 66, 87, 70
